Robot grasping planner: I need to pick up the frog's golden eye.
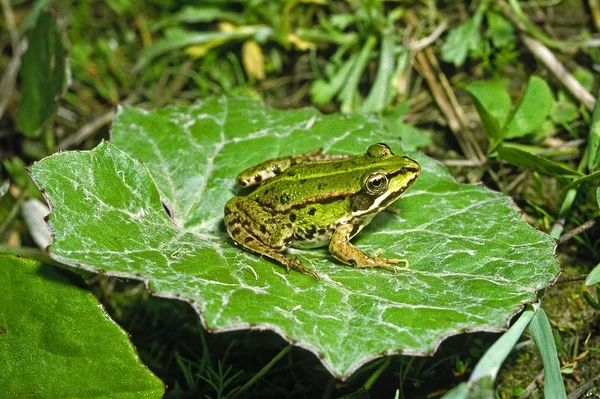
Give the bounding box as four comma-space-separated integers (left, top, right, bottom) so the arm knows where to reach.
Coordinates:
364, 172, 389, 195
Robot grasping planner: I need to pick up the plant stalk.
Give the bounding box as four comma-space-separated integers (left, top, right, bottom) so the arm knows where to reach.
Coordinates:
230, 344, 292, 398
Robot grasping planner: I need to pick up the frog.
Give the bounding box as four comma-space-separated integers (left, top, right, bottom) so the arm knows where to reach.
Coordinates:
224, 143, 420, 280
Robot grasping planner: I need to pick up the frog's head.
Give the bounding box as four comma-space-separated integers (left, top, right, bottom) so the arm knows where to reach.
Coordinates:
350, 143, 420, 213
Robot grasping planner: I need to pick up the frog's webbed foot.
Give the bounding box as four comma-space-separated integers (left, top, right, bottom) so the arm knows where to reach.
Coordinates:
371, 249, 409, 265
225, 197, 320, 280
329, 224, 409, 275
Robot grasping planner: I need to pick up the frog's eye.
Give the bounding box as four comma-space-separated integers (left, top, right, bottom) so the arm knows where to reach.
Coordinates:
364, 172, 389, 195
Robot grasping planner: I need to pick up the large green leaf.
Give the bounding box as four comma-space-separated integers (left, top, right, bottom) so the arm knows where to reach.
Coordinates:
0, 254, 164, 398
29, 96, 560, 379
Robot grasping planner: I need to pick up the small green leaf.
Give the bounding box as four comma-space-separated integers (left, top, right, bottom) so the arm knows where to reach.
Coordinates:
29, 96, 560, 379
573, 67, 594, 93
466, 80, 512, 148
528, 309, 567, 399
330, 14, 355, 30
587, 102, 600, 171
503, 77, 554, 139
560, 364, 574, 374
441, 19, 481, 67
17, 12, 68, 136
497, 145, 582, 179
485, 11, 515, 48
586, 263, 600, 286
551, 101, 578, 125
583, 291, 600, 310
0, 254, 164, 397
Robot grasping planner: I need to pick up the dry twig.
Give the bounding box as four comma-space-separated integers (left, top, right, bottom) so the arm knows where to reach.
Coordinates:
521, 36, 595, 112
559, 219, 597, 244
58, 94, 139, 149
404, 11, 485, 163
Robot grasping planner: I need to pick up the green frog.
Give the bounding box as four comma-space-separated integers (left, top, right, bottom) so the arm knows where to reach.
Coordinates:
224, 143, 420, 280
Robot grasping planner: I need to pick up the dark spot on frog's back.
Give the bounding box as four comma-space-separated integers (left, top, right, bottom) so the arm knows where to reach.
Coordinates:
318, 183, 325, 190
289, 213, 297, 222
299, 179, 307, 184
308, 207, 317, 216
279, 193, 291, 204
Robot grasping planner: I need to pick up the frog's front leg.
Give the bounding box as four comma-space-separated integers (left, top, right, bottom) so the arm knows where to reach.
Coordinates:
224, 197, 320, 280
328, 224, 408, 274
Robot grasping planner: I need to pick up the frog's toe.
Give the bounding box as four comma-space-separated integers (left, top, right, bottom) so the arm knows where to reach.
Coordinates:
386, 258, 409, 268
285, 257, 320, 280
379, 263, 398, 275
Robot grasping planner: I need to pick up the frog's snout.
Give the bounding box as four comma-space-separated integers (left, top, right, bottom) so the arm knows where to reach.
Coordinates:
401, 156, 421, 176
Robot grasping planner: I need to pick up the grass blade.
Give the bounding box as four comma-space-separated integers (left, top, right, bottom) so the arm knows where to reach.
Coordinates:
528, 309, 566, 399
442, 305, 536, 398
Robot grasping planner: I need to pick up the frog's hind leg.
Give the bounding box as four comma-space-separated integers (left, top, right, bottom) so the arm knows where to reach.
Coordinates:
224, 197, 320, 280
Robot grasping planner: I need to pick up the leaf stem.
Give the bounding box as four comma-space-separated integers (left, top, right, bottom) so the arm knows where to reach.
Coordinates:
0, 244, 61, 267
506, 0, 582, 51
550, 189, 577, 240
554, 274, 588, 284
558, 219, 597, 244
550, 148, 589, 240
197, 318, 212, 375
363, 357, 391, 390
230, 344, 292, 398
